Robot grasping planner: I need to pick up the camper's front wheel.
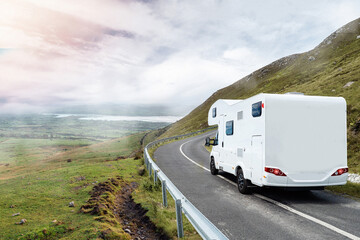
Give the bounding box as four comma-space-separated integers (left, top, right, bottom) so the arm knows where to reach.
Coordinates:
210, 158, 218, 175
237, 168, 250, 194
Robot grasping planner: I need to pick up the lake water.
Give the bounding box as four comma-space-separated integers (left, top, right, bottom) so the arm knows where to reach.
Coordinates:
49, 114, 181, 123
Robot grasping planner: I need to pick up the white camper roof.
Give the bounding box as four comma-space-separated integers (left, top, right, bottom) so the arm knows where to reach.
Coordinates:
222, 99, 242, 106
208, 99, 242, 125
208, 93, 346, 126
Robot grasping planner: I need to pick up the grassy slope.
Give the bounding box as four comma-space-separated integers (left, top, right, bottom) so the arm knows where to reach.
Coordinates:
162, 17, 360, 174
0, 134, 141, 239
0, 133, 200, 239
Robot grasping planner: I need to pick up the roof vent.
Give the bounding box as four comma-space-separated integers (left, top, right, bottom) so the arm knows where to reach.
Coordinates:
285, 92, 304, 95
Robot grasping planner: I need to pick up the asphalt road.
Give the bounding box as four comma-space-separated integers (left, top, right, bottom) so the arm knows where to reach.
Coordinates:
154, 131, 360, 240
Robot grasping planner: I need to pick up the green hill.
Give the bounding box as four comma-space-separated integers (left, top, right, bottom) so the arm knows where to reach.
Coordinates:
162, 17, 360, 173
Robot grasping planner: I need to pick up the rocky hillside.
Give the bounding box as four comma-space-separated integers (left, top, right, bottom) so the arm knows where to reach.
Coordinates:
162, 17, 360, 173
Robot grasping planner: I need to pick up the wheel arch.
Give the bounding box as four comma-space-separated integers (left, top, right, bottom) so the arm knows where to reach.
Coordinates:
235, 165, 242, 176
210, 155, 215, 164
235, 164, 250, 180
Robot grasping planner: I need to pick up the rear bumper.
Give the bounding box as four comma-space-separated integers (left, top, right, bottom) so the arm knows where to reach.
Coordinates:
261, 172, 348, 187
266, 186, 325, 191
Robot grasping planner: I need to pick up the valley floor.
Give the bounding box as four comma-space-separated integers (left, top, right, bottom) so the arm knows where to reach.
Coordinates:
0, 132, 200, 239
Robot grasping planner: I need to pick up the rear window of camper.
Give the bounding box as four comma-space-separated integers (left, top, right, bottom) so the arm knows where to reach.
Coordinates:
252, 101, 262, 117
212, 107, 216, 118
226, 120, 233, 135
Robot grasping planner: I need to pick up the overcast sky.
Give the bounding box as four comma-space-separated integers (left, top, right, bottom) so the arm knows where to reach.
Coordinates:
1, 0, 360, 114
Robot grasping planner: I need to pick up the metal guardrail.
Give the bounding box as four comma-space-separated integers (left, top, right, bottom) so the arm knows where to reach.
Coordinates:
144, 127, 228, 240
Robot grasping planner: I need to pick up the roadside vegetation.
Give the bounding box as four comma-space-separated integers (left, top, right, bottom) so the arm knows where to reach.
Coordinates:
326, 182, 360, 199
133, 178, 201, 240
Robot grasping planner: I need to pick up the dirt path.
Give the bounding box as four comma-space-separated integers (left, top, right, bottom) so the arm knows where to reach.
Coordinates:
81, 177, 169, 240
114, 182, 169, 240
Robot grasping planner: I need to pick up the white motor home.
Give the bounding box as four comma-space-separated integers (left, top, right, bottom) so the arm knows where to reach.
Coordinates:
206, 93, 348, 193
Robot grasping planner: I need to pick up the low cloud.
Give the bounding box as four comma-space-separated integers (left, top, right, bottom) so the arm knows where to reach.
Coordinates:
1, 0, 360, 114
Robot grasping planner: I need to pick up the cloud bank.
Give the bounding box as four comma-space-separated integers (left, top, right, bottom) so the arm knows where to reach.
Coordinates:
1, 0, 360, 113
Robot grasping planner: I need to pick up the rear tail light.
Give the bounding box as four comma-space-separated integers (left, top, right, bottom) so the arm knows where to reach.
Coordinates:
331, 168, 348, 176
265, 167, 287, 176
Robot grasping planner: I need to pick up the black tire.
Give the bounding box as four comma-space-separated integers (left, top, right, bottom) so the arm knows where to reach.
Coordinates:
237, 168, 251, 194
210, 158, 218, 175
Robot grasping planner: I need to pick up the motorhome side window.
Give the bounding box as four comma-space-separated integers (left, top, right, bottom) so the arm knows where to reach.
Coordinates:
212, 107, 216, 118
214, 131, 219, 145
226, 121, 234, 135
252, 101, 262, 117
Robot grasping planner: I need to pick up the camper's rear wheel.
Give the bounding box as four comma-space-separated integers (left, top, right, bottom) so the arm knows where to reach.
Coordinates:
237, 168, 250, 194
210, 158, 218, 175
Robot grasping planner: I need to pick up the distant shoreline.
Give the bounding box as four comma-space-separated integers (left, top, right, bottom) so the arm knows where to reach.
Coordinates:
43, 113, 181, 123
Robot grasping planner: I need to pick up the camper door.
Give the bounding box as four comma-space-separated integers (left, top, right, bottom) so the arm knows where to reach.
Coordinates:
251, 135, 263, 185
217, 116, 226, 166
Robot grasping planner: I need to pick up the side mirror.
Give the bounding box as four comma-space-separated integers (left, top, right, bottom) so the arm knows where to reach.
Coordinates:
205, 137, 210, 146
206, 137, 217, 146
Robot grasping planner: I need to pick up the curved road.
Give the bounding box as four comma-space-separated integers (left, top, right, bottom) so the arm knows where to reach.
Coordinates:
154, 131, 360, 240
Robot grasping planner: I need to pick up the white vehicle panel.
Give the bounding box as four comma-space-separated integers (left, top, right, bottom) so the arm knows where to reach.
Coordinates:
208, 93, 348, 188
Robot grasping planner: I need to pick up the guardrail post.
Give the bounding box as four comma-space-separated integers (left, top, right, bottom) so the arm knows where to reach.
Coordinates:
149, 162, 152, 177
161, 180, 167, 207
144, 154, 148, 169
154, 170, 158, 184
175, 199, 184, 238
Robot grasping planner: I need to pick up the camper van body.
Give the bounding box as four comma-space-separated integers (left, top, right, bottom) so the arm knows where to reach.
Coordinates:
208, 93, 348, 190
